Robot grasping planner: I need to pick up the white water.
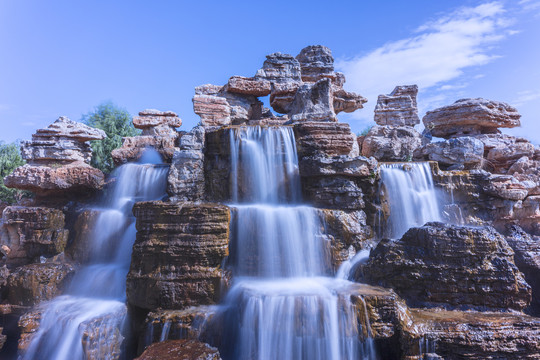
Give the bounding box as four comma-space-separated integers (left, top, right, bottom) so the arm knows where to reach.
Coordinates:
379, 162, 441, 239
224, 126, 376, 360
22, 151, 168, 360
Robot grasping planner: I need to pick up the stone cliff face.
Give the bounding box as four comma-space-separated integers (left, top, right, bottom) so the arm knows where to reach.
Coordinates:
1, 44, 540, 360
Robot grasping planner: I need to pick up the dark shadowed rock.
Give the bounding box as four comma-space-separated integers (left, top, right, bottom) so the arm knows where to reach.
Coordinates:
288, 79, 336, 122
362, 223, 531, 311
423, 98, 521, 138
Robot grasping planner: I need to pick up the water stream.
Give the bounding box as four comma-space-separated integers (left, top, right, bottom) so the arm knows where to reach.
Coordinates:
222, 126, 376, 360
21, 151, 168, 360
379, 162, 441, 239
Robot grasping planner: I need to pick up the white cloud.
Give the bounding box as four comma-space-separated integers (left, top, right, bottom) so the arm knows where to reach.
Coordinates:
512, 90, 540, 107
336, 2, 514, 123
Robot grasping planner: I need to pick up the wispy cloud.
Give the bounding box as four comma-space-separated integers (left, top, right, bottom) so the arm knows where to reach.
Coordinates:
336, 2, 514, 123
512, 90, 540, 107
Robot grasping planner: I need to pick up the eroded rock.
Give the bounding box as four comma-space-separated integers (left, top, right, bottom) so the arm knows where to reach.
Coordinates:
362, 223, 531, 311
417, 136, 484, 170
361, 125, 422, 161
423, 98, 521, 138
136, 339, 221, 360
374, 85, 419, 126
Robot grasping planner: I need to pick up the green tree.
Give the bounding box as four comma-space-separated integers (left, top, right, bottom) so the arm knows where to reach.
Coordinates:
0, 142, 26, 204
82, 101, 140, 174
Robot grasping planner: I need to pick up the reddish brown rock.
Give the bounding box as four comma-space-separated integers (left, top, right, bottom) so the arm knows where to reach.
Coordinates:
7, 263, 75, 306
193, 94, 231, 127
18, 309, 42, 353
227, 76, 271, 97
65, 209, 100, 264
0, 206, 68, 264
127, 202, 230, 311
374, 85, 419, 126
423, 98, 521, 138
362, 223, 531, 311
136, 339, 221, 360
133, 109, 182, 130
4, 163, 105, 198
401, 309, 540, 359
269, 82, 300, 114
293, 122, 355, 158
333, 88, 367, 115
4, 117, 105, 197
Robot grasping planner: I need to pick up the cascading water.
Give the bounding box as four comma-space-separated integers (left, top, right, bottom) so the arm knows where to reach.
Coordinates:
379, 162, 441, 239
222, 126, 376, 360
21, 150, 168, 360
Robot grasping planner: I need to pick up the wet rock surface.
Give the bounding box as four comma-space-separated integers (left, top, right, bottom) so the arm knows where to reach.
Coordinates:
136, 339, 221, 360
362, 223, 531, 311
127, 201, 230, 311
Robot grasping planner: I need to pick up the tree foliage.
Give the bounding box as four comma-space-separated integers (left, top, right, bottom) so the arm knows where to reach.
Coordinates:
82, 101, 140, 174
0, 142, 26, 204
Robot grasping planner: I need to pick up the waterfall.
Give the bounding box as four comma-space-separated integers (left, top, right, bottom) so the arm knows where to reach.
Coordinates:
21, 150, 168, 360
379, 162, 441, 239
223, 126, 376, 360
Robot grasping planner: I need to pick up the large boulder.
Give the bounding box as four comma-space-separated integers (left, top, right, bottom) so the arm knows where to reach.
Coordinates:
362, 223, 531, 311
7, 263, 75, 306
0, 206, 69, 265
127, 202, 230, 311
423, 98, 521, 138
374, 85, 419, 126
4, 117, 106, 197
361, 125, 423, 161
293, 122, 356, 158
416, 136, 484, 170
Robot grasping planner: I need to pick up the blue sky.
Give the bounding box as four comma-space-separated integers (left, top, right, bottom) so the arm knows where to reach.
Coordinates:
1, 0, 539, 143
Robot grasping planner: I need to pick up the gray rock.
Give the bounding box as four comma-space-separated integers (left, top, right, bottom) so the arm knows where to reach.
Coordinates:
361, 125, 422, 161
419, 136, 484, 170
423, 98, 521, 138
289, 79, 336, 121
374, 85, 419, 126
295, 45, 334, 83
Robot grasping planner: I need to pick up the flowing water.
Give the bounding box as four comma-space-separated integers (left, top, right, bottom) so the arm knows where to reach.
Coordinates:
21, 151, 168, 360
379, 162, 441, 239
222, 126, 376, 360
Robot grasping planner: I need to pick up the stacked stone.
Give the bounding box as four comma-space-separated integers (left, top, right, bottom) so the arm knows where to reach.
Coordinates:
111, 109, 181, 164
4, 116, 106, 197
192, 45, 367, 128
362, 85, 423, 162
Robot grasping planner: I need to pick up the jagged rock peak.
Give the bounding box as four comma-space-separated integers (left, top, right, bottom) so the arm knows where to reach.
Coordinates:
374, 85, 419, 126
34, 116, 106, 142
296, 45, 335, 83
423, 98, 521, 139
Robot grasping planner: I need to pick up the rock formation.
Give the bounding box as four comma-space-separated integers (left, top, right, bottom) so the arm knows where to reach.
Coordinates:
374, 85, 419, 126
4, 117, 106, 197
136, 339, 221, 360
423, 98, 521, 138
112, 109, 181, 164
362, 222, 531, 311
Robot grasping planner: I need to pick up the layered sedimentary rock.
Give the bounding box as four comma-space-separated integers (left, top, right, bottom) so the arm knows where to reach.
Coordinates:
7, 263, 75, 306
167, 126, 206, 202
374, 85, 419, 126
136, 340, 221, 360
362, 223, 531, 311
65, 209, 99, 264
193, 45, 366, 127
361, 125, 423, 161
127, 202, 230, 311
401, 309, 540, 359
474, 134, 536, 173
423, 98, 521, 138
0, 206, 69, 265
416, 136, 484, 170
112, 109, 181, 164
141, 306, 219, 352
293, 122, 356, 158
4, 117, 106, 197
505, 225, 540, 315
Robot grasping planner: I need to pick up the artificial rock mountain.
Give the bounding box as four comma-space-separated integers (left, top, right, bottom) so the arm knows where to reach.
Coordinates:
0, 44, 539, 359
